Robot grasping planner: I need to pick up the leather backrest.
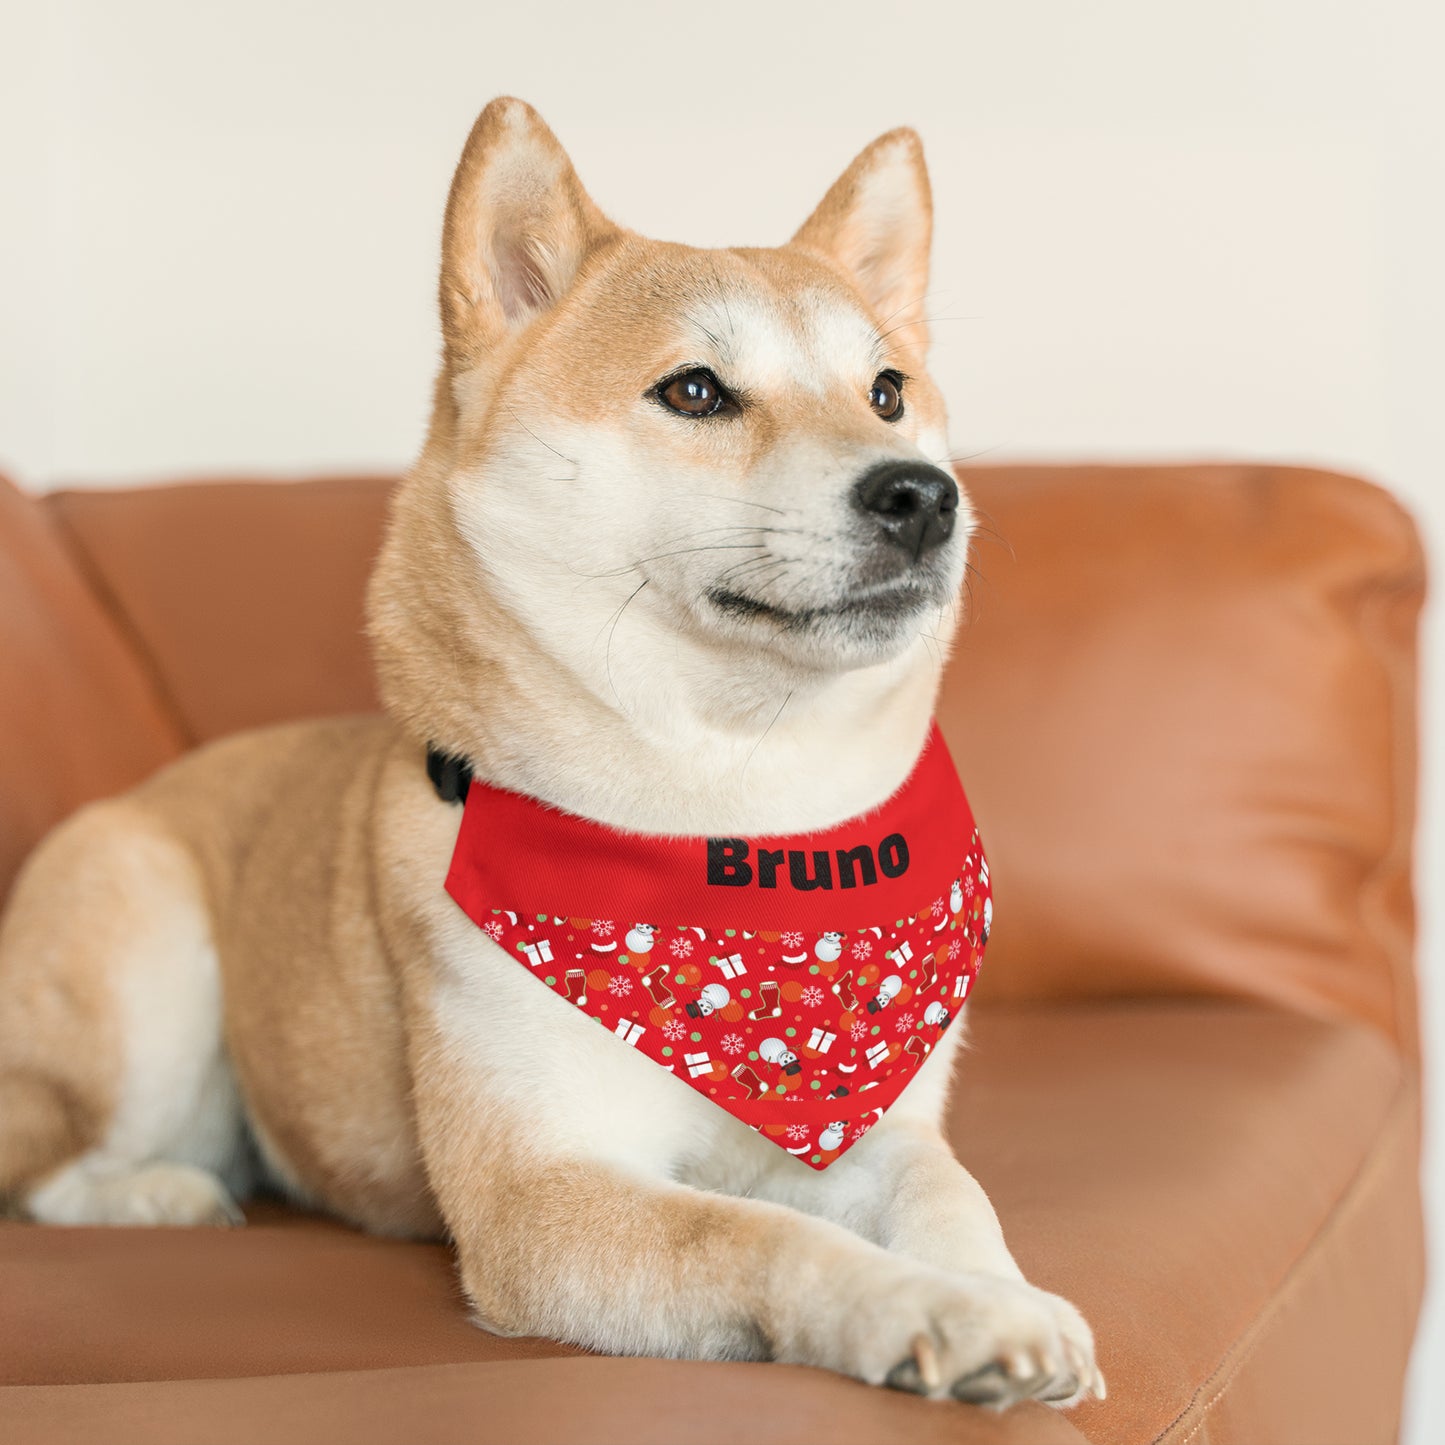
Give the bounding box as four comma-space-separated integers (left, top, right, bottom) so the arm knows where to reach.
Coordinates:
33, 465, 1424, 1055
942, 464, 1423, 1058
48, 477, 390, 743
0, 474, 184, 900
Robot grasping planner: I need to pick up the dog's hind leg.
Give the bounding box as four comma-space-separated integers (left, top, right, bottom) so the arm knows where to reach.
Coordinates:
0, 799, 248, 1225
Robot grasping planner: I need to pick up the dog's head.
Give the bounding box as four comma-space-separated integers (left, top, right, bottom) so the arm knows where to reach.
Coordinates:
371, 98, 971, 766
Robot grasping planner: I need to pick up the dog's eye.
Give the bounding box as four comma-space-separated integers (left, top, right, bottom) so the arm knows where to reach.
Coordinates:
869, 371, 905, 421
658, 369, 725, 417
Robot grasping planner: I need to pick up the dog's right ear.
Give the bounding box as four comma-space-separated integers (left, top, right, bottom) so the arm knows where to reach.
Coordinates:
440, 98, 617, 368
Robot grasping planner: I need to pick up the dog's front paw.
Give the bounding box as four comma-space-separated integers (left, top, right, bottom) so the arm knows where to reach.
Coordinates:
818, 1265, 1104, 1408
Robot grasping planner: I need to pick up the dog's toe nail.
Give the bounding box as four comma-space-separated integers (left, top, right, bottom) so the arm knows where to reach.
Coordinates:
910, 1331, 942, 1391
1002, 1347, 1034, 1379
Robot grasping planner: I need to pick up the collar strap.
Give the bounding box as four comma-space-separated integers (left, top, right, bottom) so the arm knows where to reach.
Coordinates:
426, 745, 473, 804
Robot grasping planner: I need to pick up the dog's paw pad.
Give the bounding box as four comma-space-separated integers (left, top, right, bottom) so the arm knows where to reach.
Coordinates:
885, 1359, 927, 1395
951, 1362, 1013, 1405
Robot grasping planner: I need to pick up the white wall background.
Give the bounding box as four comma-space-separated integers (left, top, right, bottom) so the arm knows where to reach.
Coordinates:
1, 0, 1440, 1434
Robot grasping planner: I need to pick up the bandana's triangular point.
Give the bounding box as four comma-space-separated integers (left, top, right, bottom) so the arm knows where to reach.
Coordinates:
443, 722, 991, 1168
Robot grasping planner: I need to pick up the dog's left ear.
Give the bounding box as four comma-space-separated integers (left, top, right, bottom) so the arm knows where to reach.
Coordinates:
791, 129, 933, 353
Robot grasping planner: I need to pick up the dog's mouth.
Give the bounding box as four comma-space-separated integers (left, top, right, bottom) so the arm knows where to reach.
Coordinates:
705, 578, 938, 629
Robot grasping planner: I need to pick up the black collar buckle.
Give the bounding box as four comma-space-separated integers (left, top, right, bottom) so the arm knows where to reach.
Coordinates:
426, 746, 473, 805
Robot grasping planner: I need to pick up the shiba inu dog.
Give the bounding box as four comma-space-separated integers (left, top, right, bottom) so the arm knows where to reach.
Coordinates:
0, 98, 1101, 1408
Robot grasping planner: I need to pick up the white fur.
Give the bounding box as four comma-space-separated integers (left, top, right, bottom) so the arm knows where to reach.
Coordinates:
23, 828, 249, 1226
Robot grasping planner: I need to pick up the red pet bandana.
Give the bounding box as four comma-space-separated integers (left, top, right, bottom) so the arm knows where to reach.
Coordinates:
443, 723, 990, 1169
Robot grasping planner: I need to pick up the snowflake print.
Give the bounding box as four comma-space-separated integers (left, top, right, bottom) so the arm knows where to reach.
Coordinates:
787, 1123, 810, 1143
779, 930, 804, 949
608, 974, 633, 999
481, 919, 504, 941
801, 986, 825, 1008
948, 938, 962, 961
669, 936, 695, 959
590, 919, 615, 938
930, 897, 946, 918
662, 1019, 686, 1041
783, 1092, 804, 1103
850, 1019, 869, 1041
720, 1033, 745, 1056
965, 876, 976, 898
851, 1121, 873, 1141
850, 938, 873, 961
895, 1012, 915, 1034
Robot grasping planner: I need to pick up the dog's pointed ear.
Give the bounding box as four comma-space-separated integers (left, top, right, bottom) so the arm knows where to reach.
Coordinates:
440, 98, 617, 367
791, 128, 933, 353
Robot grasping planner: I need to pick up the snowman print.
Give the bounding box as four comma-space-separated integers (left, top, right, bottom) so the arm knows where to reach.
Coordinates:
814, 931, 844, 963
686, 982, 730, 1019
625, 923, 658, 954
866, 974, 904, 1014
758, 1036, 801, 1076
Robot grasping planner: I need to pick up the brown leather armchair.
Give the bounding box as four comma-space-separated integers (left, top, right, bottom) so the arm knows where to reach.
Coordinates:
0, 462, 1425, 1445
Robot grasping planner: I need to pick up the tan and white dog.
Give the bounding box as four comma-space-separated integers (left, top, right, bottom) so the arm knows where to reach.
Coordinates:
0, 99, 1101, 1408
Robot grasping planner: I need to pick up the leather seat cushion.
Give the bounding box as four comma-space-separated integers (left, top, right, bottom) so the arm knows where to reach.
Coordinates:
1, 1001, 1421, 1444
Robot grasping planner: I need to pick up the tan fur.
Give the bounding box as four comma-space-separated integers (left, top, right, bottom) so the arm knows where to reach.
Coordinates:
0, 98, 1100, 1405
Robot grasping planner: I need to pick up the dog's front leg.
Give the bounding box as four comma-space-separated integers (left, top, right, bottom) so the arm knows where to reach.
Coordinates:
436, 1145, 1101, 1405
747, 1038, 1105, 1406
752, 1116, 1103, 1405
759, 1113, 1024, 1278
416, 1063, 1097, 1404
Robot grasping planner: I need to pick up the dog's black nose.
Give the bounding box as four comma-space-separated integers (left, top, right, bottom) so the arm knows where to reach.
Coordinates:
852, 460, 959, 560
